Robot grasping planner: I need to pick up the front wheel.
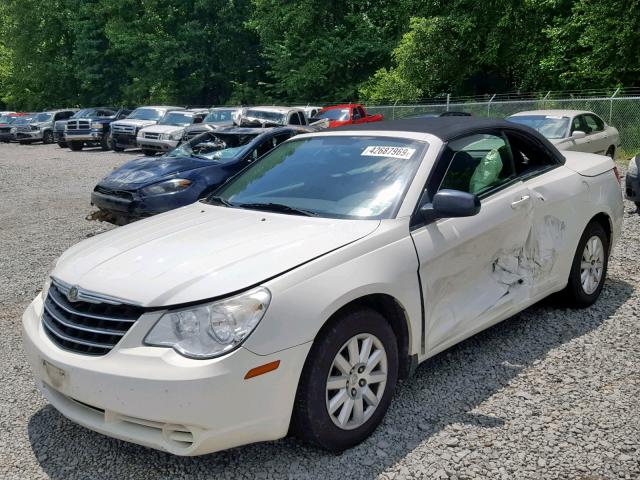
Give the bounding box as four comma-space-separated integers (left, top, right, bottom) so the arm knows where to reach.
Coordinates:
142, 149, 156, 156
42, 130, 54, 144
69, 141, 83, 151
111, 142, 124, 152
292, 308, 398, 452
57, 141, 67, 148
100, 135, 111, 151
563, 221, 609, 307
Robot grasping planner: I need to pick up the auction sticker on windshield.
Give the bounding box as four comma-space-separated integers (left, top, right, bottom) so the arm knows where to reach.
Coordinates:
361, 146, 416, 159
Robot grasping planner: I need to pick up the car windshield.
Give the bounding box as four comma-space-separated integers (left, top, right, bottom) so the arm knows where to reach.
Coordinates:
209, 136, 427, 219
0, 115, 18, 123
34, 113, 53, 122
72, 108, 95, 118
13, 116, 33, 125
158, 111, 195, 126
244, 110, 286, 124
315, 108, 350, 121
508, 115, 570, 139
167, 131, 259, 163
204, 109, 236, 123
127, 108, 165, 121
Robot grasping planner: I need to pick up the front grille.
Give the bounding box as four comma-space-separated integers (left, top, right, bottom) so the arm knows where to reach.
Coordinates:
42, 282, 143, 355
94, 185, 134, 200
0, 127, 9, 133
112, 123, 135, 135
183, 129, 206, 141
143, 132, 161, 140
66, 119, 92, 131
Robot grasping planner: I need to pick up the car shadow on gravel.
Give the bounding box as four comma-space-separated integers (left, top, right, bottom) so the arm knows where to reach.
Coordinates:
27, 278, 633, 480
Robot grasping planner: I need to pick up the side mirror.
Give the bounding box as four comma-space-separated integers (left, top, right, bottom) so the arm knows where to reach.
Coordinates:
572, 130, 586, 139
420, 189, 481, 223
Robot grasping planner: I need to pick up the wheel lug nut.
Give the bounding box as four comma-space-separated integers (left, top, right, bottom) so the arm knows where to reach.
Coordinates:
359, 379, 366, 387
358, 366, 365, 373
351, 388, 357, 396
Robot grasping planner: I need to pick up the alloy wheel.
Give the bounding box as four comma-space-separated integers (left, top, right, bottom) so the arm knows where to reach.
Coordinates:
581, 235, 604, 294
325, 333, 388, 430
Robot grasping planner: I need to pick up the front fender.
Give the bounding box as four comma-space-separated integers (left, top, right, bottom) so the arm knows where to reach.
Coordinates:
244, 220, 423, 357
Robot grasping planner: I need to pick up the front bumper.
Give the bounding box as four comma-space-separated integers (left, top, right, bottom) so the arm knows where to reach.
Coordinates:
111, 133, 138, 148
65, 130, 103, 143
22, 294, 310, 455
137, 138, 179, 152
625, 173, 640, 202
16, 130, 43, 140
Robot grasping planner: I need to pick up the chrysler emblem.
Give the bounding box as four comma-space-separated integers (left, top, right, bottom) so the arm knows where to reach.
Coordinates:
67, 286, 79, 302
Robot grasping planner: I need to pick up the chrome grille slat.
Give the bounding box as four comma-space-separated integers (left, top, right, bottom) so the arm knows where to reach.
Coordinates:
42, 284, 143, 356
42, 313, 117, 350
43, 300, 126, 336
48, 287, 136, 323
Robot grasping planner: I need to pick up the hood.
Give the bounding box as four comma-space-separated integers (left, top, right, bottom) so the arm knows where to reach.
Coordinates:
54, 204, 380, 306
113, 119, 157, 128
141, 124, 184, 135
99, 156, 210, 188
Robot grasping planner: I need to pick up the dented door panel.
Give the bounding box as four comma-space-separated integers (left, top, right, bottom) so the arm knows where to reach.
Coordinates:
411, 181, 534, 354
523, 167, 589, 296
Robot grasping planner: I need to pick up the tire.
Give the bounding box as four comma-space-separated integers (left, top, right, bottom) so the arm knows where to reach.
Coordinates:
635, 202, 640, 210
111, 143, 125, 152
562, 221, 609, 308
142, 149, 156, 156
69, 141, 83, 151
100, 135, 111, 151
19, 140, 31, 145
606, 146, 615, 159
292, 308, 398, 452
42, 130, 54, 144
57, 141, 67, 148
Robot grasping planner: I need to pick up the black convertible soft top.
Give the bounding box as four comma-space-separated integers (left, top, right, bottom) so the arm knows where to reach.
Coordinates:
338, 116, 565, 163
340, 116, 539, 141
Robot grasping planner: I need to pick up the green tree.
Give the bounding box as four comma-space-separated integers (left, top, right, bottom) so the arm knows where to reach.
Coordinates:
249, 0, 411, 102
542, 0, 640, 89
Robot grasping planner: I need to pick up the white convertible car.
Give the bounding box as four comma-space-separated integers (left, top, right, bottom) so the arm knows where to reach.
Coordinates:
22, 118, 623, 455
508, 109, 620, 158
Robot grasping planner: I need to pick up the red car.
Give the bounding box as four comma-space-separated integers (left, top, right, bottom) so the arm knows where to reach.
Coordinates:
312, 103, 383, 128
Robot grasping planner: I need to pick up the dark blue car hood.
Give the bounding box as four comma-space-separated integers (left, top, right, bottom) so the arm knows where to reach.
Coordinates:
99, 156, 215, 189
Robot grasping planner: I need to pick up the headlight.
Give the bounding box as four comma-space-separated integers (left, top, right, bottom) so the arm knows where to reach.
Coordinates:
140, 178, 192, 195
137, 131, 145, 138
10, 127, 16, 133
168, 131, 182, 141
628, 156, 638, 176
91, 122, 102, 129
145, 287, 271, 359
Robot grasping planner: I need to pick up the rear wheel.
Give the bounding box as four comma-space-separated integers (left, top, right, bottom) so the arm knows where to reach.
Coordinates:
292, 308, 398, 452
42, 130, 54, 144
606, 146, 615, 159
69, 141, 83, 151
563, 221, 609, 307
142, 149, 156, 156
57, 141, 67, 148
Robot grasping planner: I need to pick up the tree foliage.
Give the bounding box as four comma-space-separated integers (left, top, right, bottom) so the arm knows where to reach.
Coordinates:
0, 0, 638, 109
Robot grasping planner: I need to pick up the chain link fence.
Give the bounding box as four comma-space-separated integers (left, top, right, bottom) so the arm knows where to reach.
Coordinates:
363, 88, 640, 158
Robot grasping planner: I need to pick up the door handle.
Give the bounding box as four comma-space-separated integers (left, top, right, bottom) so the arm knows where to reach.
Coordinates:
511, 195, 531, 209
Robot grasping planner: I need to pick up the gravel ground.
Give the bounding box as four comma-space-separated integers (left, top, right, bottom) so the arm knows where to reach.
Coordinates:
0, 143, 638, 479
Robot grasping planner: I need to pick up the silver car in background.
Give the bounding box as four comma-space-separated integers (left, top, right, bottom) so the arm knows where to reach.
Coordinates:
182, 107, 239, 142
507, 109, 620, 158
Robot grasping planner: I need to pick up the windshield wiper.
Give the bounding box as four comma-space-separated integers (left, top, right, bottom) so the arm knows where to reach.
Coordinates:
206, 196, 235, 207
236, 202, 318, 217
